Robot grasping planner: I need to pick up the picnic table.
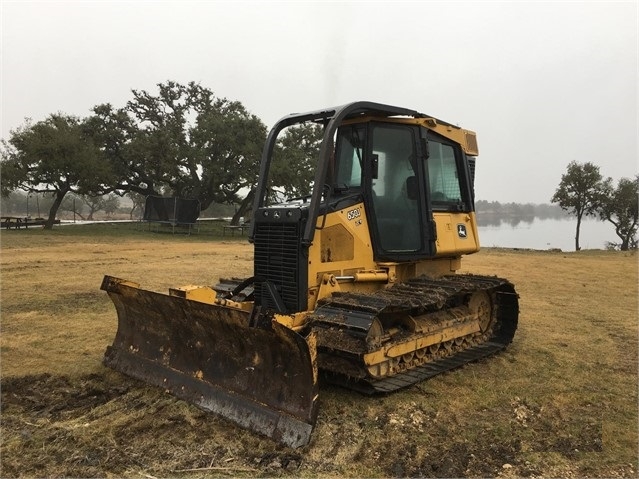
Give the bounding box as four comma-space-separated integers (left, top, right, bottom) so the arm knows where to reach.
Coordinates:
1, 216, 27, 229
1, 217, 59, 229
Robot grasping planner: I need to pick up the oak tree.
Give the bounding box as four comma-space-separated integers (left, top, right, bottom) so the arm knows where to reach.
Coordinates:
1, 114, 110, 229
551, 161, 606, 251
598, 176, 638, 250
88, 81, 268, 221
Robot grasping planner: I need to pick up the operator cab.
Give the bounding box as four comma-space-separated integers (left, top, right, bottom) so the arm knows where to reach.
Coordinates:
329, 120, 475, 262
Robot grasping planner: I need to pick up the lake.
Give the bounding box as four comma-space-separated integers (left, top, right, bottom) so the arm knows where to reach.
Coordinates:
478, 217, 616, 251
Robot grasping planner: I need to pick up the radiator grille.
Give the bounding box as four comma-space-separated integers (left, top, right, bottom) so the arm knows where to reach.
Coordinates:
253, 221, 303, 313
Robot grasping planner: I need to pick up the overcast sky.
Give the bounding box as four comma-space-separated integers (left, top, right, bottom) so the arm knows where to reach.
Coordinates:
2, 1, 637, 203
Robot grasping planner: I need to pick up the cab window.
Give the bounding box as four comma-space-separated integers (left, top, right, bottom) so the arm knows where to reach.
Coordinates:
427, 141, 462, 206
334, 125, 365, 188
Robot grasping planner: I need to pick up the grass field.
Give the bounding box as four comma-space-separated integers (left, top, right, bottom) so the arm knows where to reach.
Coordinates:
1, 224, 637, 478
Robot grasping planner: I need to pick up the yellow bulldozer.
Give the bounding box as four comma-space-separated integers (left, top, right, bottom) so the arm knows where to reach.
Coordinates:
101, 102, 519, 448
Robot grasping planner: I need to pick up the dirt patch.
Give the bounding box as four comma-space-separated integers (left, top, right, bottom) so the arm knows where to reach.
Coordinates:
1, 372, 276, 477
0, 372, 523, 477
2, 373, 129, 419
1, 371, 633, 479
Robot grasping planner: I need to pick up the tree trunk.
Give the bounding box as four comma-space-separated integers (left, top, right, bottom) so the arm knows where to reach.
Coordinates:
44, 190, 67, 230
621, 234, 630, 251
231, 189, 255, 226
574, 214, 582, 251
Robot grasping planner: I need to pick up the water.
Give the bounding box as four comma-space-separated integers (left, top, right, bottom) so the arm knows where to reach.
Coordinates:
478, 217, 616, 251
56, 216, 617, 251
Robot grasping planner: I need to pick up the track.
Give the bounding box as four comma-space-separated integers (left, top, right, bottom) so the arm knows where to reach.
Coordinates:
309, 274, 519, 394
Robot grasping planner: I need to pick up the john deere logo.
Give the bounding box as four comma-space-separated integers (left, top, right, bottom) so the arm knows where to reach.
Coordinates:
457, 224, 467, 238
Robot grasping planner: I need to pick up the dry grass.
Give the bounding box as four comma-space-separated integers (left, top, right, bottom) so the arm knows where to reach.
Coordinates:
1, 225, 637, 478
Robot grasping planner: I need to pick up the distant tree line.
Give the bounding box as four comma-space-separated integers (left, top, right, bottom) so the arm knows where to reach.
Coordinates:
1, 81, 321, 229
0, 190, 247, 221
1, 191, 134, 221
474, 200, 569, 226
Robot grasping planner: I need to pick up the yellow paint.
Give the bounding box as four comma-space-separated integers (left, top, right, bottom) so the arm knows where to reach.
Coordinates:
433, 212, 480, 256
169, 285, 217, 304
342, 116, 479, 156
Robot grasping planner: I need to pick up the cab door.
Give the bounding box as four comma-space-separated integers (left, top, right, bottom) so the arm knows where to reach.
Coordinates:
422, 128, 480, 255
365, 122, 435, 261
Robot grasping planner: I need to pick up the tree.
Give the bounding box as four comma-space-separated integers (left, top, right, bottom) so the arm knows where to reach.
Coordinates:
87, 81, 268, 219
58, 193, 86, 220
597, 175, 639, 250
189, 91, 267, 212
126, 191, 146, 220
270, 122, 323, 199
71, 193, 121, 220
229, 122, 323, 225
551, 161, 606, 251
102, 194, 121, 218
84, 103, 150, 196
1, 114, 110, 229
80, 195, 104, 220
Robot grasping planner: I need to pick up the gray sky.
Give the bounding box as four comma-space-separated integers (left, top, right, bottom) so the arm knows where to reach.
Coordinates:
2, 1, 637, 203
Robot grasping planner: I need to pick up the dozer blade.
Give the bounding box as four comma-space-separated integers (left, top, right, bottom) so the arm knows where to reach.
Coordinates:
100, 275, 319, 448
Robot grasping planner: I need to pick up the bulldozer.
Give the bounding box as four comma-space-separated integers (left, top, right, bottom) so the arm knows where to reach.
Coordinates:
101, 101, 519, 448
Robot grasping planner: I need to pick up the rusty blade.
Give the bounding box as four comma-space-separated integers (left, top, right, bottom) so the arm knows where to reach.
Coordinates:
100, 275, 319, 448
